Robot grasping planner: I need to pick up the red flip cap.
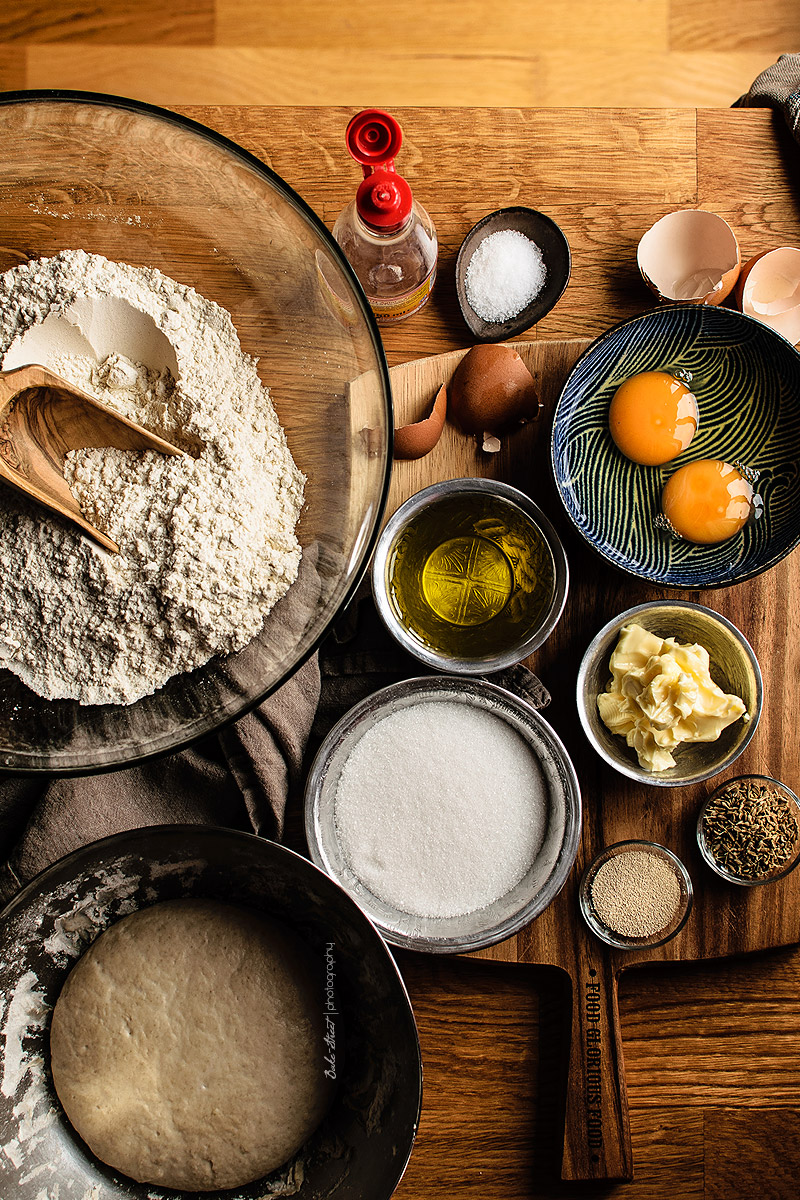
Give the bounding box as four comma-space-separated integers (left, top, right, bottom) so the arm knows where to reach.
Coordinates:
346, 109, 413, 231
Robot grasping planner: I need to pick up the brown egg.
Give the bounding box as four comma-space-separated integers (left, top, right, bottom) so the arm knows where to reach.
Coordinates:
637, 210, 740, 305
393, 383, 447, 460
734, 247, 800, 345
449, 344, 541, 436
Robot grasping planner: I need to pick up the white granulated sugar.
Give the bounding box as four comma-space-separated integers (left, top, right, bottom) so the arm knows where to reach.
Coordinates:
333, 700, 548, 919
464, 228, 547, 323
0, 250, 304, 705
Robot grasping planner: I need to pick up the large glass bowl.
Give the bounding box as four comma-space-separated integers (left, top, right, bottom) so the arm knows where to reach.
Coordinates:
0, 91, 392, 774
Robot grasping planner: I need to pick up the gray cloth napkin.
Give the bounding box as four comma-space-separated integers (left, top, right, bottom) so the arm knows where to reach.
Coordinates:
0, 655, 321, 906
734, 53, 800, 143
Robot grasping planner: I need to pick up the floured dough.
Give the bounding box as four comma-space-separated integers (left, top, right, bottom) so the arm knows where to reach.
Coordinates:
49, 898, 333, 1191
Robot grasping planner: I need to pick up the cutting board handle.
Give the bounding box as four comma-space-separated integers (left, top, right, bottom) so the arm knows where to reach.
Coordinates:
559, 954, 634, 1181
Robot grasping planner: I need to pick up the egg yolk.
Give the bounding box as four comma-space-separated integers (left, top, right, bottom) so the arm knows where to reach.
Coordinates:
661, 459, 753, 544
609, 371, 698, 465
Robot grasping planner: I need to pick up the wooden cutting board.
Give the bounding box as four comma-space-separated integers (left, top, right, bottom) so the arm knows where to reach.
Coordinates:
386, 339, 800, 1184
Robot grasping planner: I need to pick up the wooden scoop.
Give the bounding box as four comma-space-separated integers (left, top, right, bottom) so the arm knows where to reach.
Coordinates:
0, 364, 187, 553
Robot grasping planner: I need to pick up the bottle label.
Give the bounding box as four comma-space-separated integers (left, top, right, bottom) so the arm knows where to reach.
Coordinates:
371, 268, 436, 325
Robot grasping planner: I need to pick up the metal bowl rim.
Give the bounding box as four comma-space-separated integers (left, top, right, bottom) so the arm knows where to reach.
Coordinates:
371, 477, 569, 674
575, 599, 764, 788
304, 673, 582, 953
0, 823, 423, 1200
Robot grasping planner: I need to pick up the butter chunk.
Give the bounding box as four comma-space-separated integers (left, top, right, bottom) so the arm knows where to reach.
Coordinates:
596, 690, 636, 735
607, 623, 665, 678
597, 622, 747, 772
629, 726, 678, 773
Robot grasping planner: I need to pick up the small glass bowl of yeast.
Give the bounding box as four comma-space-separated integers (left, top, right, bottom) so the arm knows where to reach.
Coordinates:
579, 840, 693, 950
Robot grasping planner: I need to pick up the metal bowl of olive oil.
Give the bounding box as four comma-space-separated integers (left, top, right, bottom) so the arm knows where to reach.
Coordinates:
371, 478, 568, 673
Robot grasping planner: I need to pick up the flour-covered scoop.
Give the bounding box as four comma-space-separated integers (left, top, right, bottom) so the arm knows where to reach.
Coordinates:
0, 364, 186, 553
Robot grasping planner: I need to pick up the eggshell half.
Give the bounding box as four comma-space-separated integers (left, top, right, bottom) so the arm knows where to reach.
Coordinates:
735, 247, 800, 345
393, 383, 447, 460
637, 210, 740, 305
449, 343, 541, 436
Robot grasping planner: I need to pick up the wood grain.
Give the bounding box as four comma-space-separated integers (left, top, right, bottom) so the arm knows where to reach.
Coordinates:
22, 46, 781, 109
23, 48, 547, 108
703, 1109, 800, 1198
386, 334, 800, 1179
385, 339, 589, 516
2, 0, 791, 107
397, 950, 800, 1198
621, 952, 800, 1108
214, 0, 671, 52
0, 46, 24, 91
171, 104, 800, 362
0, 0, 214, 44
670, 0, 800, 51
170, 104, 703, 362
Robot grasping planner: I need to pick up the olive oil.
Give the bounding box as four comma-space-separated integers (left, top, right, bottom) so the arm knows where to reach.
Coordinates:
387, 491, 556, 660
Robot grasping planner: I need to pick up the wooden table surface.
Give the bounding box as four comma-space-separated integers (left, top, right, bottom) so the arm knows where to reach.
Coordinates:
1, 0, 792, 109
190, 105, 800, 1199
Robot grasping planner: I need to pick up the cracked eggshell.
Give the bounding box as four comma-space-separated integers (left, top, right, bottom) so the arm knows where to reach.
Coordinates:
449, 344, 541, 438
393, 383, 447, 460
734, 247, 800, 346
637, 210, 740, 305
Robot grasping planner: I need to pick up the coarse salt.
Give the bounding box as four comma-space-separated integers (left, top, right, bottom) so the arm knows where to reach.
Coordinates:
332, 699, 548, 919
465, 228, 547, 323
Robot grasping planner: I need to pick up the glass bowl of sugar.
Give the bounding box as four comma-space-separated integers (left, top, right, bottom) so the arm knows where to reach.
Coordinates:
304, 674, 582, 953
578, 840, 693, 950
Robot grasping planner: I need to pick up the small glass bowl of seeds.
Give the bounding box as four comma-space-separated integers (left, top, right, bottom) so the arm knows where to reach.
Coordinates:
697, 774, 800, 885
578, 840, 693, 950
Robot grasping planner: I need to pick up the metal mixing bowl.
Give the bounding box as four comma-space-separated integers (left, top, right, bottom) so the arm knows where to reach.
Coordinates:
577, 600, 762, 787
0, 826, 421, 1200
305, 675, 582, 952
371, 478, 569, 675
0, 91, 392, 774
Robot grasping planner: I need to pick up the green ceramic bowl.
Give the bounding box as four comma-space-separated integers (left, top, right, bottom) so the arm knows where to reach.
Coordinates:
576, 600, 762, 787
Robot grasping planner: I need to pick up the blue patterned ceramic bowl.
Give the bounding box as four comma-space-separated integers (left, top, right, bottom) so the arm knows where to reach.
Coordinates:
551, 305, 800, 588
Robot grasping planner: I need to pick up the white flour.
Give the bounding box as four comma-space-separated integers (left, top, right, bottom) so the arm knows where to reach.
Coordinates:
0, 250, 304, 705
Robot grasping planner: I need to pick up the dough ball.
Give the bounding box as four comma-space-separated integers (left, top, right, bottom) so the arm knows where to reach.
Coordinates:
49, 898, 334, 1191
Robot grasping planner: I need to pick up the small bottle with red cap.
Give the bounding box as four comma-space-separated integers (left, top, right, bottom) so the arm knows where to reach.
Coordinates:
333, 109, 438, 325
